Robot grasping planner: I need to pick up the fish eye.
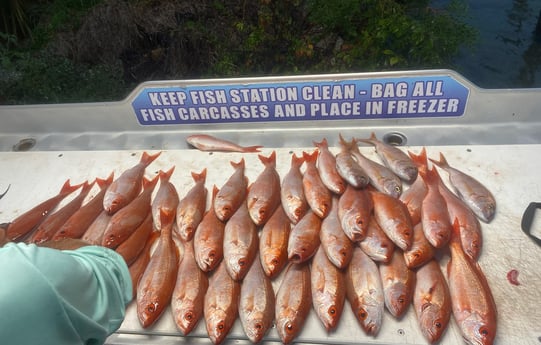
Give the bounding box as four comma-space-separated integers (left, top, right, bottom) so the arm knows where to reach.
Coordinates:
217, 321, 225, 330
184, 311, 194, 321
435, 321, 442, 329
395, 186, 401, 193
329, 306, 337, 315
285, 322, 294, 333
358, 309, 368, 320
479, 326, 489, 336
145, 303, 156, 313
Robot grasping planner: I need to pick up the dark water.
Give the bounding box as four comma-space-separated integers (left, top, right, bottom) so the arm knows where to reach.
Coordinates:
436, 0, 541, 89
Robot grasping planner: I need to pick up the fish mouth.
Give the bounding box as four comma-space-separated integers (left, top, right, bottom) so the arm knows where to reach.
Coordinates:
364, 321, 380, 336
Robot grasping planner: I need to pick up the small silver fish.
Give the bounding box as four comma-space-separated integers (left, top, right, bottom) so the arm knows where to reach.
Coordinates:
349, 137, 402, 198
430, 152, 496, 223
357, 132, 418, 183
335, 134, 370, 188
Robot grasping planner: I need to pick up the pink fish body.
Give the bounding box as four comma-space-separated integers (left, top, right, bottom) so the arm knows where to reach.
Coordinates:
259, 204, 291, 278
214, 159, 248, 222
275, 262, 312, 345
194, 186, 225, 273
359, 216, 395, 263
53, 173, 114, 240
302, 150, 331, 218
401, 148, 429, 224
81, 210, 111, 245
403, 223, 435, 268
419, 167, 452, 248
447, 219, 497, 345
335, 134, 370, 188
246, 151, 281, 226
187, 133, 262, 152
204, 261, 240, 345
320, 196, 353, 269
338, 184, 373, 242
346, 246, 384, 336
30, 181, 95, 244
414, 259, 452, 344
357, 132, 418, 183
313, 138, 346, 194
152, 167, 179, 231
349, 138, 402, 198
102, 175, 159, 249
171, 239, 208, 335
280, 153, 308, 224
379, 249, 415, 318
239, 257, 275, 343
176, 169, 207, 241
437, 170, 482, 261
115, 212, 153, 265
136, 210, 179, 328
311, 245, 346, 331
371, 191, 413, 251
6, 179, 82, 241
223, 202, 259, 281
431, 153, 496, 223
288, 210, 322, 263
103, 151, 161, 214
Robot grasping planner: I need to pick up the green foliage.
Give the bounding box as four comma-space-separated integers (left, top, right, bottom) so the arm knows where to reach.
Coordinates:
0, 0, 32, 41
0, 47, 127, 104
0, 0, 476, 104
30, 0, 101, 49
306, 0, 476, 71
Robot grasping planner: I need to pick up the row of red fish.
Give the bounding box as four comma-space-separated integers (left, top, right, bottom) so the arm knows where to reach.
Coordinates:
0, 133, 497, 345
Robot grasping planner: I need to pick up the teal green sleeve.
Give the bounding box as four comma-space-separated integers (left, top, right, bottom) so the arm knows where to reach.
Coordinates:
0, 243, 132, 345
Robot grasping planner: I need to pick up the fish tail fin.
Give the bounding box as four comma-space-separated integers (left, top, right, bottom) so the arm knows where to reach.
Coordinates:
80, 180, 96, 195
230, 158, 245, 171
408, 147, 428, 166
408, 147, 428, 174
96, 172, 115, 189
302, 150, 318, 164
449, 217, 463, 250
59, 179, 84, 196
338, 133, 359, 153
338, 133, 350, 149
211, 184, 219, 203
159, 209, 175, 236
143, 174, 160, 191
191, 168, 207, 183
291, 153, 304, 168
241, 145, 263, 153
159, 166, 176, 182
258, 150, 276, 168
429, 152, 451, 170
312, 138, 329, 149
356, 131, 378, 146
419, 166, 441, 187
140, 151, 162, 167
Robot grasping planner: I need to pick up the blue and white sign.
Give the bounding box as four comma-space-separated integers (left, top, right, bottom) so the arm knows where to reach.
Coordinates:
131, 75, 469, 125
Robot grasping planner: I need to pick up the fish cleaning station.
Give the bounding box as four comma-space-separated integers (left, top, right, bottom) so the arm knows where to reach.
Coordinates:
0, 69, 540, 345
